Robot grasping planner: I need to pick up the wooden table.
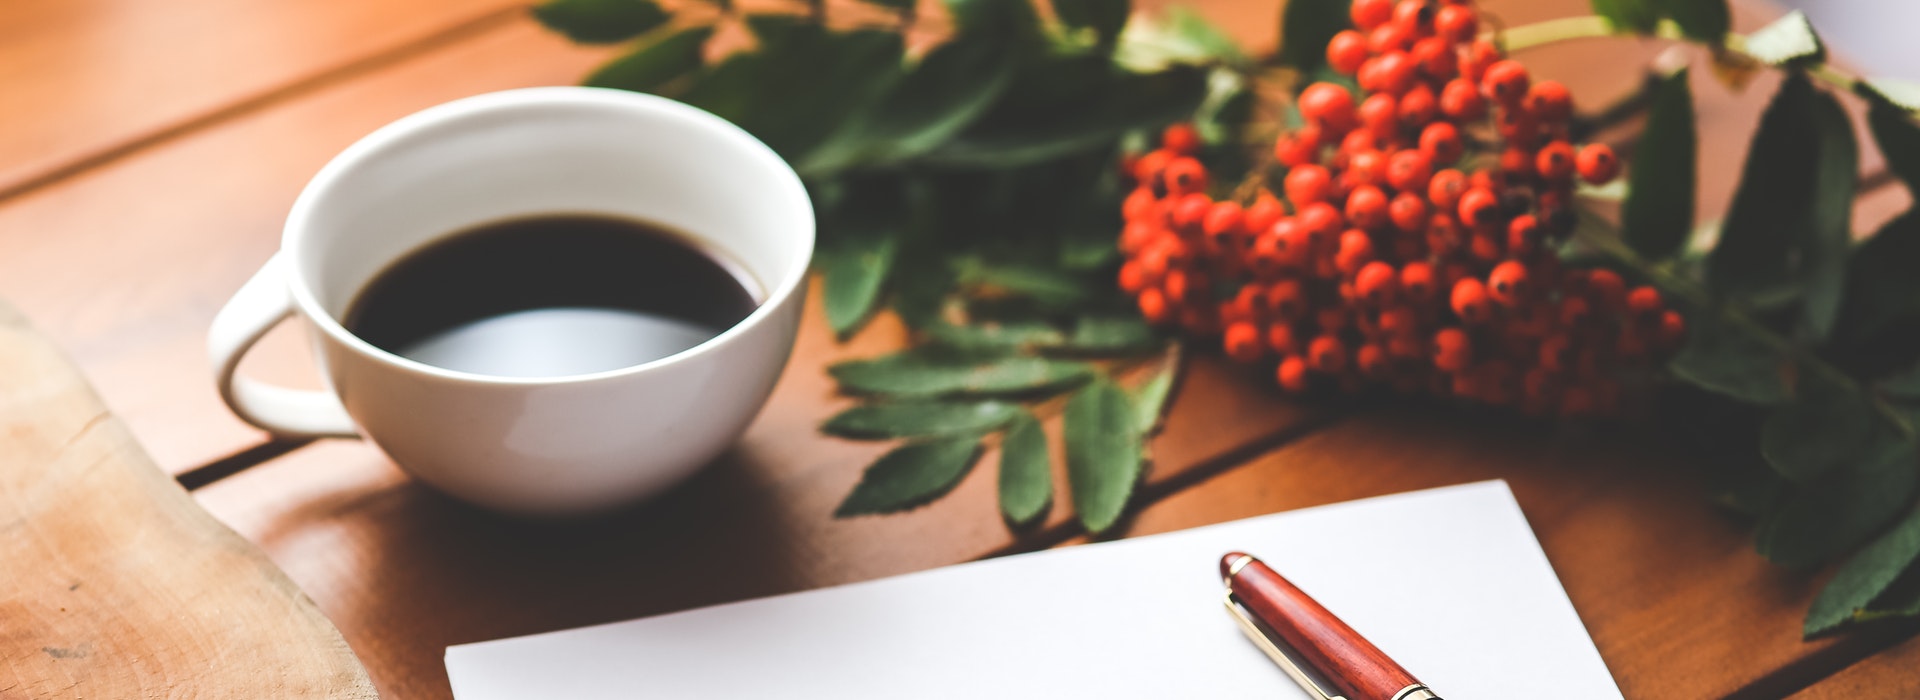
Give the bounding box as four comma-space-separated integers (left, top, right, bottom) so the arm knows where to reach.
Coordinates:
3, 0, 1916, 697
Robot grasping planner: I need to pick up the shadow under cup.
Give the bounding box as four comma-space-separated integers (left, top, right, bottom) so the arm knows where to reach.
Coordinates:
284, 87, 814, 515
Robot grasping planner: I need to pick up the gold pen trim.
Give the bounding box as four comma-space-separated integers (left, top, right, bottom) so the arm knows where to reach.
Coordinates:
1222, 592, 1349, 700
1390, 683, 1438, 700
1224, 554, 1254, 585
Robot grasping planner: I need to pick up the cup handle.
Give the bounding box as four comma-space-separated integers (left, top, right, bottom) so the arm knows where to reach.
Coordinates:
209, 253, 358, 439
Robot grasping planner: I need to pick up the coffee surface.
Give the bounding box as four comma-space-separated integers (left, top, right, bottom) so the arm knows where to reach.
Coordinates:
344, 214, 759, 378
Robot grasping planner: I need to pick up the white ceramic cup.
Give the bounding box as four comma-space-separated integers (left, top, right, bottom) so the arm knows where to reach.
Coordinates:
208, 87, 813, 515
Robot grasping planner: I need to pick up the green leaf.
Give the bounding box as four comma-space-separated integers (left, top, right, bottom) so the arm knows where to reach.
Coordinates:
1742, 10, 1825, 67
830, 352, 1096, 397
1760, 380, 1877, 483
1590, 0, 1659, 33
925, 64, 1208, 168
862, 0, 915, 10
1054, 0, 1130, 49
1115, 6, 1246, 72
1836, 211, 1920, 344
800, 33, 1017, 174
1130, 348, 1179, 435
1709, 73, 1819, 298
835, 436, 984, 516
997, 411, 1053, 525
958, 262, 1094, 307
1864, 78, 1920, 113
584, 26, 714, 93
679, 20, 905, 163
1661, 0, 1730, 42
533, 0, 669, 43
1881, 363, 1920, 399
1802, 88, 1858, 341
1063, 315, 1157, 353
890, 251, 956, 330
927, 321, 1066, 352
823, 399, 1022, 439
1868, 98, 1920, 192
821, 226, 899, 339
1668, 312, 1791, 404
1064, 377, 1144, 533
1621, 68, 1697, 261
1757, 439, 1919, 568
1278, 0, 1347, 70
1806, 504, 1920, 637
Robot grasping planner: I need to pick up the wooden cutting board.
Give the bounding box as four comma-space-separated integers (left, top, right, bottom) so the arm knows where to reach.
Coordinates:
0, 301, 373, 698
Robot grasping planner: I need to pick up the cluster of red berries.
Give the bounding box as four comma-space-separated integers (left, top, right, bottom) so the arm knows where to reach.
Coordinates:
1115, 0, 1686, 417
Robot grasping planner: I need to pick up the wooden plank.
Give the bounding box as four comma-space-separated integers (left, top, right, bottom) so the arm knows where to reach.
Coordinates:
0, 0, 531, 199
0, 299, 373, 699
191, 275, 1325, 698
0, 20, 613, 472
1789, 634, 1920, 699
1091, 409, 1864, 700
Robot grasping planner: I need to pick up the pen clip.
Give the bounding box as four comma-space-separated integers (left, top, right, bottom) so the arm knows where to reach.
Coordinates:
1223, 592, 1350, 700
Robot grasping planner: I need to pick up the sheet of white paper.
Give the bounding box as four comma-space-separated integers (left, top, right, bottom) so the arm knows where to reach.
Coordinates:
446, 480, 1622, 699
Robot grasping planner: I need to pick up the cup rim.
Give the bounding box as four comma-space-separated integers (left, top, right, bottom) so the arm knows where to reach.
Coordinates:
280, 86, 815, 386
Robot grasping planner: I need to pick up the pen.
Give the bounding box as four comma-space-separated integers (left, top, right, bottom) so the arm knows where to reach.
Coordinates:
1220, 551, 1440, 700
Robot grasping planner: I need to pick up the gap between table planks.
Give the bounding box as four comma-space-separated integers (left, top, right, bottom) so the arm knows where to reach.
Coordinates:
2, 0, 1914, 696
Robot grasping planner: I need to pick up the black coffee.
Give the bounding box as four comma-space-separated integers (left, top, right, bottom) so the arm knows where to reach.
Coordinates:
343, 214, 760, 378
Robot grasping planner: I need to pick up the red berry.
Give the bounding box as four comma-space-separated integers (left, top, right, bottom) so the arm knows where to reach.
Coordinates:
1359, 93, 1400, 140
1123, 187, 1157, 222
1499, 146, 1534, 178
1401, 262, 1437, 302
1356, 261, 1401, 306
1482, 60, 1530, 104
1654, 310, 1687, 350
1132, 150, 1173, 186
1389, 192, 1429, 233
1559, 296, 1593, 329
1388, 148, 1433, 191
1435, 4, 1477, 43
1378, 305, 1419, 337
1347, 149, 1388, 187
1398, 82, 1439, 127
1277, 355, 1312, 392
1351, 0, 1394, 30
1487, 260, 1530, 307
1627, 285, 1664, 318
1120, 221, 1157, 254
1494, 108, 1537, 144
1427, 168, 1468, 210
1336, 228, 1377, 274
1585, 268, 1627, 312
1224, 321, 1264, 362
1284, 164, 1333, 208
1469, 232, 1503, 263
1410, 37, 1458, 81
1203, 201, 1247, 250
1171, 191, 1212, 233
1298, 202, 1345, 247
1328, 30, 1371, 75
1346, 184, 1391, 231
1534, 141, 1576, 182
1419, 122, 1463, 166
1369, 23, 1414, 55
1267, 323, 1302, 354
1309, 335, 1348, 373
1459, 39, 1500, 83
1506, 214, 1540, 255
1245, 195, 1285, 234
1273, 125, 1323, 167
1372, 51, 1417, 95
1451, 277, 1492, 323
1161, 123, 1201, 155
1439, 78, 1486, 120
1164, 157, 1209, 195
1433, 328, 1472, 371
1118, 260, 1149, 293
1524, 80, 1573, 123
1267, 278, 1309, 319
1164, 268, 1207, 304
1391, 0, 1435, 36
1576, 143, 1621, 184
1138, 287, 1171, 324
1300, 83, 1358, 130
1357, 343, 1391, 379
1457, 187, 1500, 229
1268, 220, 1314, 269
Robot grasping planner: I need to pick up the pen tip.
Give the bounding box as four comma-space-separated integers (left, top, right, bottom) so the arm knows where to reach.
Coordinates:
1220, 551, 1251, 579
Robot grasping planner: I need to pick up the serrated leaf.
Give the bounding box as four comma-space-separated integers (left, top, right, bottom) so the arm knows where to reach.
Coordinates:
830, 352, 1095, 397
1054, 0, 1130, 49
679, 21, 905, 163
1709, 73, 1819, 298
800, 33, 1017, 174
584, 26, 714, 93
927, 321, 1066, 352
823, 400, 1022, 439
835, 436, 984, 516
924, 64, 1208, 168
1668, 312, 1791, 404
821, 226, 899, 339
1591, 0, 1659, 33
1064, 377, 1143, 533
1760, 380, 1877, 483
997, 411, 1053, 525
533, 0, 669, 43
1662, 0, 1731, 42
1757, 439, 1918, 568
1622, 68, 1698, 260
1835, 211, 1920, 345
958, 262, 1094, 307
1130, 350, 1178, 435
1743, 10, 1825, 67
1868, 98, 1920, 192
1064, 315, 1157, 353
1803, 88, 1858, 341
1279, 0, 1348, 70
1806, 503, 1920, 637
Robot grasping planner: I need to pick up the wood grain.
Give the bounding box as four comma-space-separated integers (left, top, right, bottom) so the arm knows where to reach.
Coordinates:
0, 300, 372, 699
1788, 633, 1920, 699
0, 0, 532, 199
0, 19, 612, 472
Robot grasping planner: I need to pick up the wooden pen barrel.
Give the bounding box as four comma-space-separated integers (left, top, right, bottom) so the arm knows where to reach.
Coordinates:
1223, 552, 1424, 700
